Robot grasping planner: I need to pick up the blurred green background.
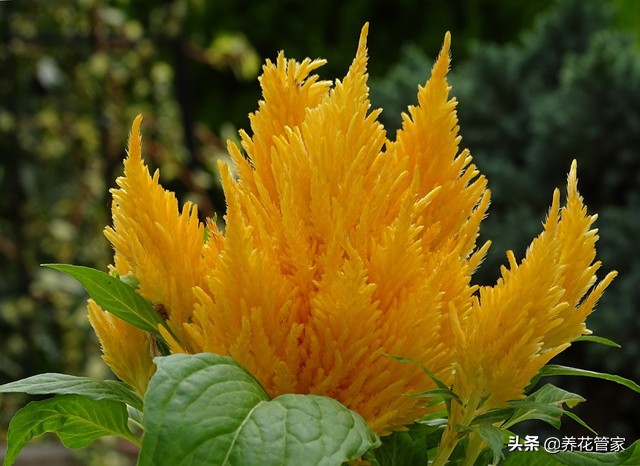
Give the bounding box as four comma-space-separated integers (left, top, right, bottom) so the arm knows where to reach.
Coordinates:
1, 0, 639, 463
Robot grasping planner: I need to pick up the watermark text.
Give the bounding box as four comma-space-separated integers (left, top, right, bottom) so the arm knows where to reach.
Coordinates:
507, 435, 625, 454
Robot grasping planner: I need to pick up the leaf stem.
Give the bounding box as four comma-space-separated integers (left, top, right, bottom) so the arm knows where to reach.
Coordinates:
461, 432, 485, 466
431, 395, 480, 466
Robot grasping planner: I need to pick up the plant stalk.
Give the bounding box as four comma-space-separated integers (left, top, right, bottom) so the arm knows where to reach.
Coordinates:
431, 395, 481, 466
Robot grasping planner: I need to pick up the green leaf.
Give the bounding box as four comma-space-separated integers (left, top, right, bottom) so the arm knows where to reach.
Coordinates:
505, 384, 585, 430
416, 408, 448, 428
528, 383, 586, 409
461, 424, 504, 464
138, 353, 379, 466
0, 373, 143, 411
365, 423, 441, 466
43, 264, 164, 335
3, 394, 139, 466
385, 354, 461, 414
470, 407, 514, 426
385, 355, 450, 391
408, 388, 460, 407
540, 364, 640, 394
554, 438, 640, 465
563, 411, 597, 436
505, 401, 567, 430
523, 371, 542, 394
574, 335, 621, 348
118, 272, 140, 289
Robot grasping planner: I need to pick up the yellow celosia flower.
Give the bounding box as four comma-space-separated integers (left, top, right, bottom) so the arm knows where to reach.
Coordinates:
91, 23, 614, 438
103, 115, 206, 351
183, 24, 488, 435
434, 162, 616, 465
89, 114, 208, 394
450, 161, 615, 410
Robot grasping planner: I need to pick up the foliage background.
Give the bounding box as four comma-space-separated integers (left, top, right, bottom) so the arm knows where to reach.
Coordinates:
1, 0, 639, 461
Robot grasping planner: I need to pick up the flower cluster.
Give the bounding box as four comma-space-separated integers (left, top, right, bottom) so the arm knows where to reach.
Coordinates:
90, 24, 614, 437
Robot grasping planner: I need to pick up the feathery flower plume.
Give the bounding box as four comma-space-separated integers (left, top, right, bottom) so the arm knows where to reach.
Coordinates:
184, 24, 487, 435
91, 24, 613, 439
435, 163, 616, 464
103, 115, 206, 352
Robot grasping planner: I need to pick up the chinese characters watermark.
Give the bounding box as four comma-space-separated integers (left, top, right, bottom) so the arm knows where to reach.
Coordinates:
507, 435, 626, 454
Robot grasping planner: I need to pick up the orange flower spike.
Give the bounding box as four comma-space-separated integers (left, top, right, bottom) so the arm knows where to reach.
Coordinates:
386, 31, 491, 346
104, 116, 206, 351
388, 32, 490, 259
544, 160, 617, 349
187, 25, 488, 435
451, 161, 616, 411
227, 52, 332, 224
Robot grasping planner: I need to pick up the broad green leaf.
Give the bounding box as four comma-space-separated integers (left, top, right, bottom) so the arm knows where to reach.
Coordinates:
505, 384, 585, 429
138, 353, 379, 466
3, 394, 139, 466
0, 373, 142, 411
575, 335, 621, 348
43, 264, 163, 335
540, 364, 640, 394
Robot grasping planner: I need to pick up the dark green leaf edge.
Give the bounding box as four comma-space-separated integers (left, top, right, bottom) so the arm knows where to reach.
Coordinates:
407, 388, 460, 407
3, 395, 139, 466
564, 410, 598, 436
540, 364, 640, 394
385, 354, 461, 412
0, 373, 143, 411
575, 335, 621, 348
42, 264, 174, 340
470, 407, 514, 427
506, 400, 563, 429
504, 384, 586, 430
